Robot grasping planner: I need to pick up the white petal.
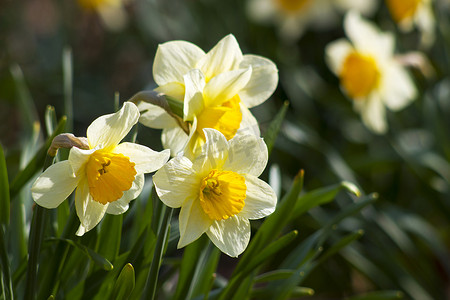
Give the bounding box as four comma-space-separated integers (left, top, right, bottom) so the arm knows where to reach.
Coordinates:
239, 175, 277, 220
153, 41, 205, 86
192, 128, 229, 176
68, 147, 95, 175
345, 11, 394, 58
197, 34, 243, 80
203, 68, 252, 107
237, 104, 260, 137
238, 55, 278, 108
359, 94, 387, 134
75, 178, 108, 236
382, 64, 417, 111
206, 216, 250, 257
155, 82, 186, 102
178, 196, 212, 248
138, 101, 177, 129
114, 142, 170, 174
224, 135, 268, 177
87, 102, 139, 149
31, 161, 78, 209
153, 156, 199, 208
325, 39, 353, 74
183, 69, 206, 121
161, 126, 190, 157
106, 174, 144, 215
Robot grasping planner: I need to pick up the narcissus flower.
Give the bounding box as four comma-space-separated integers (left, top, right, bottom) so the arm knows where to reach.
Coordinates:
326, 11, 417, 134
153, 129, 277, 257
246, 0, 377, 41
31, 102, 170, 235
78, 0, 128, 31
246, 0, 337, 40
385, 0, 435, 47
138, 34, 278, 158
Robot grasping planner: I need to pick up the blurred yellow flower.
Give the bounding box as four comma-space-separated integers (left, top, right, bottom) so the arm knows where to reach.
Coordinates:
78, 0, 128, 31
31, 102, 170, 235
326, 12, 417, 134
139, 34, 278, 158
246, 0, 377, 41
386, 0, 435, 47
153, 129, 277, 257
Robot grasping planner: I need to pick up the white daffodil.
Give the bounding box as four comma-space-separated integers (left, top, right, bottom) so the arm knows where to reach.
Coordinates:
31, 102, 170, 236
246, 0, 337, 41
153, 128, 277, 257
385, 0, 435, 47
325, 11, 417, 134
335, 0, 378, 16
138, 34, 278, 158
78, 0, 128, 31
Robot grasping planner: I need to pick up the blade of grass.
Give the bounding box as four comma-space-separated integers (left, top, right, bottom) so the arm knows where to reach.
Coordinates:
62, 47, 73, 132
142, 205, 173, 300
264, 101, 289, 155
0, 225, 13, 300
0, 145, 10, 225
24, 154, 54, 300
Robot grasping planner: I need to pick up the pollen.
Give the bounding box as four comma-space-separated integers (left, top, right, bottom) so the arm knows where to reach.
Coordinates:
386, 0, 421, 22
86, 150, 137, 204
340, 52, 380, 99
199, 169, 246, 221
275, 0, 310, 14
196, 95, 242, 141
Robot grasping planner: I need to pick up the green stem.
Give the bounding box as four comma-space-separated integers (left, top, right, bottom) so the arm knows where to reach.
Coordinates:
24, 155, 54, 300
142, 205, 173, 300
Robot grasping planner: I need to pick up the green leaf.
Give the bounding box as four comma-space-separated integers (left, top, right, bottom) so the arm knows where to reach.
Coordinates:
9, 116, 67, 200
112, 263, 135, 300
317, 230, 364, 264
347, 290, 404, 300
264, 101, 289, 155
250, 286, 314, 299
142, 205, 173, 300
96, 214, 123, 262
0, 145, 10, 225
44, 105, 57, 138
47, 238, 113, 271
0, 226, 13, 300
291, 181, 361, 221
189, 244, 220, 299
254, 270, 294, 283
239, 230, 298, 278
63, 47, 73, 132
234, 170, 304, 275
173, 236, 209, 300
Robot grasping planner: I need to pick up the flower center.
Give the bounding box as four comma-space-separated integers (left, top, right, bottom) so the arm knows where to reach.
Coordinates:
386, 0, 421, 22
275, 0, 311, 14
199, 169, 246, 221
196, 95, 242, 141
86, 150, 136, 204
340, 52, 380, 99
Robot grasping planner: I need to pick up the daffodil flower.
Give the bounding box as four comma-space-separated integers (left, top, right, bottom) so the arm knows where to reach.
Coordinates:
325, 11, 417, 134
153, 128, 277, 257
31, 102, 170, 236
138, 34, 278, 158
385, 0, 435, 47
78, 0, 128, 31
246, 0, 377, 41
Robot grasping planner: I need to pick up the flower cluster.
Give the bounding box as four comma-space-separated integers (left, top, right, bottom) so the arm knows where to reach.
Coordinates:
32, 35, 278, 257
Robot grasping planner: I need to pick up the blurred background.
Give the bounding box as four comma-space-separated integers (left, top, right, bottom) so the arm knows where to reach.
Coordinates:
1, 0, 449, 299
